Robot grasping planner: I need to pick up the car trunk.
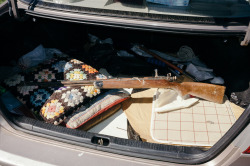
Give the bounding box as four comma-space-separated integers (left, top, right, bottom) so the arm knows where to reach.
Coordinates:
0, 12, 250, 164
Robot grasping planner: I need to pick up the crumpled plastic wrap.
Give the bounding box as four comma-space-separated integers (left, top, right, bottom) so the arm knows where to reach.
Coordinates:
230, 82, 250, 109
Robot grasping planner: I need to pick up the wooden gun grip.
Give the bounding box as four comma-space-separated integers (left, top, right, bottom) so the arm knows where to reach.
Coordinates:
177, 82, 226, 104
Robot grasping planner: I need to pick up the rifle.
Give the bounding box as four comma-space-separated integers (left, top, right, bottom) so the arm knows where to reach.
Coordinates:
23, 76, 226, 104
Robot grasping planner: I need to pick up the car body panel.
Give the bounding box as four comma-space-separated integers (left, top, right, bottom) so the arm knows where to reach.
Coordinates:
1, 112, 250, 166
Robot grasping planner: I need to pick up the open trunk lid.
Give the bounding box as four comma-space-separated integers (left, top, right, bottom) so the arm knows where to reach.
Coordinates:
0, 3, 250, 165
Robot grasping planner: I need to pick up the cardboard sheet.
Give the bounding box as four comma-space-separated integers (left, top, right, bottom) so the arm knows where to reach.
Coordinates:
88, 108, 128, 139
230, 102, 245, 120
122, 89, 158, 143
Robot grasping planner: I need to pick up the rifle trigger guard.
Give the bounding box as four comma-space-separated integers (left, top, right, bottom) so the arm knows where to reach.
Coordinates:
94, 81, 103, 89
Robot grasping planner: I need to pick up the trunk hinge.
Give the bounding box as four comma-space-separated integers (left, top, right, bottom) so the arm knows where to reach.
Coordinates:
241, 22, 250, 46
7, 0, 13, 17
9, 0, 29, 21
9, 0, 20, 19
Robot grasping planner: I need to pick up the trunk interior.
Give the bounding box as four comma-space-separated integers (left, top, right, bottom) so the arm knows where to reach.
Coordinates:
0, 12, 250, 164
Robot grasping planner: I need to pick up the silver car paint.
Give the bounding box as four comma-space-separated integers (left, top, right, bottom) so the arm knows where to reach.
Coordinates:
0, 113, 250, 166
